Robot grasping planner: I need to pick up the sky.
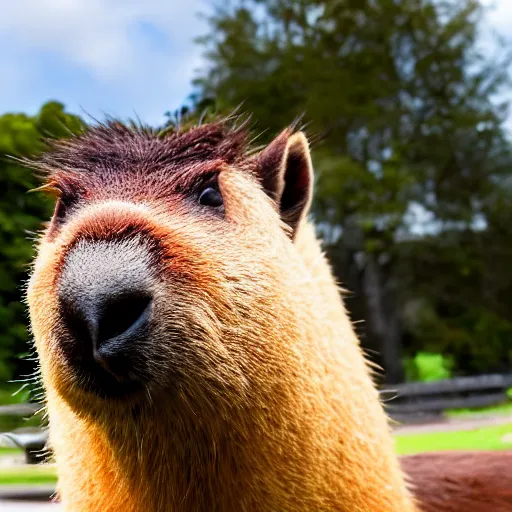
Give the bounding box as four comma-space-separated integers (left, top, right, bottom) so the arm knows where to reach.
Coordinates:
0, 0, 210, 126
0, 0, 511, 127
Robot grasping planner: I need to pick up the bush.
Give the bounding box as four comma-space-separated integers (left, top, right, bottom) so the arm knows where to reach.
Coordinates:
404, 352, 453, 382
0, 102, 84, 382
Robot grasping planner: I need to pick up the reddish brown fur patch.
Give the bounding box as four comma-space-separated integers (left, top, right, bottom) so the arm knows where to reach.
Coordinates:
37, 121, 249, 177
30, 121, 252, 214
401, 451, 512, 512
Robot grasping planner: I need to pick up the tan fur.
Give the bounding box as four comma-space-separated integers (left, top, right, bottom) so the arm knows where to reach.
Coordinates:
27, 122, 417, 511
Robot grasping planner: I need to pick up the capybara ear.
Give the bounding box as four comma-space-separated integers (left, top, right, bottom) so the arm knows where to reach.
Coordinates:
255, 129, 313, 238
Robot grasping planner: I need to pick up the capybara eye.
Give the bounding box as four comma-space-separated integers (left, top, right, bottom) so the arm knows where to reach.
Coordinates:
198, 187, 223, 207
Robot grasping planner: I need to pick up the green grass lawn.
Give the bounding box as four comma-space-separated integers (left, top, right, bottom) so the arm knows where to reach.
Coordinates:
0, 465, 57, 486
0, 447, 57, 486
395, 421, 512, 455
0, 447, 21, 455
446, 402, 512, 418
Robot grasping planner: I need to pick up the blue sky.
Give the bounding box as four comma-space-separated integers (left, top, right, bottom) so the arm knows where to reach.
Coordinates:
0, 0, 211, 125
0, 0, 511, 127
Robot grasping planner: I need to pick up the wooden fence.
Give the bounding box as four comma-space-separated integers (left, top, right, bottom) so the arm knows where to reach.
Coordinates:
2, 373, 512, 460
381, 373, 512, 423
0, 403, 46, 464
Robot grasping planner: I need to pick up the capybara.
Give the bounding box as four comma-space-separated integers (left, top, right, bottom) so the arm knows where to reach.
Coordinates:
27, 120, 417, 511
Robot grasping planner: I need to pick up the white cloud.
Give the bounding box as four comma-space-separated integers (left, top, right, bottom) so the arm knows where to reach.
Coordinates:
482, 0, 512, 40
0, 0, 210, 124
0, 0, 208, 80
478, 1, 512, 134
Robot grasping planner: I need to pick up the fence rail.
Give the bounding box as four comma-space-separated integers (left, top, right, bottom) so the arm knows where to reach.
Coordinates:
381, 373, 512, 422
0, 402, 47, 464
0, 403, 41, 416
1, 373, 512, 459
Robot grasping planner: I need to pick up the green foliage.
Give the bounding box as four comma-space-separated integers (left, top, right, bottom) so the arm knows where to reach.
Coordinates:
0, 385, 44, 431
400, 229, 512, 375
0, 383, 31, 405
0, 102, 85, 382
194, 0, 512, 380
404, 352, 453, 382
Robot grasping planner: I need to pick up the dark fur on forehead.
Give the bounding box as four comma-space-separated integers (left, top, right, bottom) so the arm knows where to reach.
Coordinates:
31, 119, 251, 192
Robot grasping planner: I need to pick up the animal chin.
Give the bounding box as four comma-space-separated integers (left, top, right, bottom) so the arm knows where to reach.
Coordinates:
60, 348, 148, 401
79, 367, 144, 400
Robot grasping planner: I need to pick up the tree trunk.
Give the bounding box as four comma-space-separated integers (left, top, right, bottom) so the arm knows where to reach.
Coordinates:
361, 253, 404, 384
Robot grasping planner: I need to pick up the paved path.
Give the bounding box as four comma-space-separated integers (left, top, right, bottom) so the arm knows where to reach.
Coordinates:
0, 501, 60, 511
0, 486, 58, 511
393, 413, 512, 435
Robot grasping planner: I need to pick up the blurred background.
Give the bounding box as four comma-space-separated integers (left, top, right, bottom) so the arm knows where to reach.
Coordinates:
1, 0, 512, 509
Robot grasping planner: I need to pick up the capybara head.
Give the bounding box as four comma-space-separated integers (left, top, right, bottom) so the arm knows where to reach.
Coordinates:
27, 121, 314, 416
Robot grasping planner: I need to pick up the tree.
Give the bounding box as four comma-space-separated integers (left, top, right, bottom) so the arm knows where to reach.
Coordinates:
0, 102, 84, 381
194, 0, 512, 381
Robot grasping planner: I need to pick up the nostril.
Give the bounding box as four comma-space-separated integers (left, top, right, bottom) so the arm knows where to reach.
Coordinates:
60, 291, 152, 351
97, 294, 152, 345
61, 304, 92, 345
58, 290, 152, 386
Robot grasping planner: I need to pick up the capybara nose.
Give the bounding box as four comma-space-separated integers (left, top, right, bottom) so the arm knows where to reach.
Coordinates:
63, 291, 152, 378
58, 239, 154, 383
